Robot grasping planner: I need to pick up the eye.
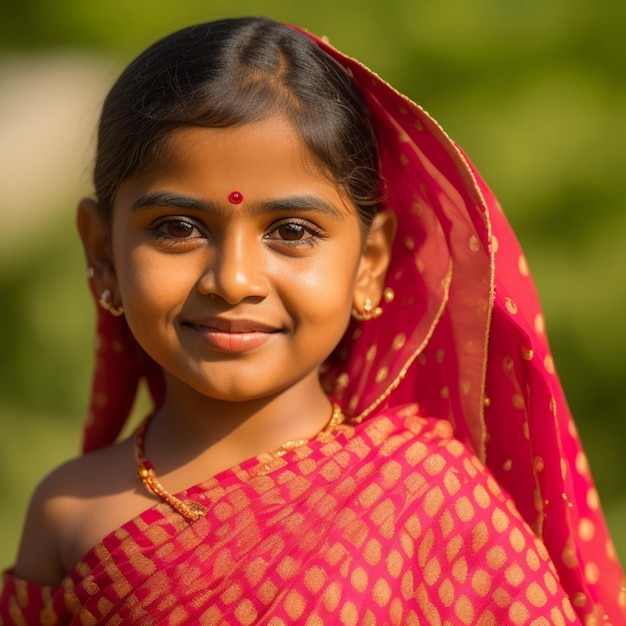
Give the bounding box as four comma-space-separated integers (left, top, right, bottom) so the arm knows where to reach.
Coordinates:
276, 223, 308, 241
152, 217, 204, 240
265, 219, 323, 247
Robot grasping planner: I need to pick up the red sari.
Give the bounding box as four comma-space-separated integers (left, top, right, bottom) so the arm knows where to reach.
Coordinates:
1, 20, 624, 626
2, 411, 583, 624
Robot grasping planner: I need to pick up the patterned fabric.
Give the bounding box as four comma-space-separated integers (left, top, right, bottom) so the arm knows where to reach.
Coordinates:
2, 19, 624, 626
2, 410, 582, 625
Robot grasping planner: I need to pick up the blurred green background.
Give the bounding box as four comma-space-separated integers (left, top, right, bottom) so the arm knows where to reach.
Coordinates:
1, 0, 624, 570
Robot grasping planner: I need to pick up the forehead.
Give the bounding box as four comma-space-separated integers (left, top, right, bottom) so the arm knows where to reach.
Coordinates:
122, 116, 353, 213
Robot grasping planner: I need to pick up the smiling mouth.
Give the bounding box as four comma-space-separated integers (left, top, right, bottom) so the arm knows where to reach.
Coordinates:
183, 319, 282, 353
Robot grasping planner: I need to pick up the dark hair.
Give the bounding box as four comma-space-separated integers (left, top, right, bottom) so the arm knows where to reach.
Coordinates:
93, 17, 381, 229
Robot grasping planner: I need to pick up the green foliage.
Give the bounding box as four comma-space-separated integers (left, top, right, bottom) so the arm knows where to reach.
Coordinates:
0, 222, 93, 416
1, 0, 625, 568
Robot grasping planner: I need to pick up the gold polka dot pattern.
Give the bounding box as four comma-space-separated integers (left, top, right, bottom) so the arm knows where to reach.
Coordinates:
1, 410, 582, 624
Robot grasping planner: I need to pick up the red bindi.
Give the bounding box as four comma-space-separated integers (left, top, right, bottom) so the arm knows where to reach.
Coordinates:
228, 191, 243, 204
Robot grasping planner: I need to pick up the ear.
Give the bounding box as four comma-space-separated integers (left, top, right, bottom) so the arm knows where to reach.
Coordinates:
77, 198, 118, 299
353, 210, 397, 310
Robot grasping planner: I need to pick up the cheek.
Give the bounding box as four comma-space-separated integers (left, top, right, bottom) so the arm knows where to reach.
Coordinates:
282, 254, 360, 324
116, 246, 198, 312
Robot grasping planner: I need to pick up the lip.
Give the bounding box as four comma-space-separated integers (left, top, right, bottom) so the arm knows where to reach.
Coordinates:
182, 317, 282, 353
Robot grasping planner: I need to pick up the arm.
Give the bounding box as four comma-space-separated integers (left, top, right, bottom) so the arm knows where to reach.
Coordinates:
13, 470, 71, 586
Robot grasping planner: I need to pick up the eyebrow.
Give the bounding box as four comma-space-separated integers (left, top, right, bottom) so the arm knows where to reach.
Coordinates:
129, 191, 346, 219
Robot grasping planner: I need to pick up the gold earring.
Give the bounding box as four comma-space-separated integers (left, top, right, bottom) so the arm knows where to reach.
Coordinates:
351, 297, 383, 322
351, 287, 394, 322
99, 289, 124, 317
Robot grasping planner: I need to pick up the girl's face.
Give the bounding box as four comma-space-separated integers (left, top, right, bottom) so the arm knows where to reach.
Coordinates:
103, 116, 383, 404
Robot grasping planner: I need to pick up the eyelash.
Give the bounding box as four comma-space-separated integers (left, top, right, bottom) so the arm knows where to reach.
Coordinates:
150, 217, 206, 245
149, 216, 325, 248
264, 219, 325, 248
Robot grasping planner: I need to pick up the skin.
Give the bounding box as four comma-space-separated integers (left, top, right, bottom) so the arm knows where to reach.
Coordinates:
13, 115, 396, 585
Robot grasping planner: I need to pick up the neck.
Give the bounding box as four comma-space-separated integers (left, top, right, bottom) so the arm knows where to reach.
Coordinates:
145, 370, 334, 477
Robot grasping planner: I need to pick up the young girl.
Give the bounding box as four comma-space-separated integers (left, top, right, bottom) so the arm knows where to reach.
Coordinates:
2, 17, 624, 625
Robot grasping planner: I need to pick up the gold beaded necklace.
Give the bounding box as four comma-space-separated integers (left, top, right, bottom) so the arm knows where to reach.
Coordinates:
134, 404, 345, 523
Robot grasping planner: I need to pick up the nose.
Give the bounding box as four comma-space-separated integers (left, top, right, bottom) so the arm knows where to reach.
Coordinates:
197, 229, 269, 304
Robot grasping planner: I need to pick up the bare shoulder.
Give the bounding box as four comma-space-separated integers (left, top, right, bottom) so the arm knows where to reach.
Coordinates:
14, 437, 151, 586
